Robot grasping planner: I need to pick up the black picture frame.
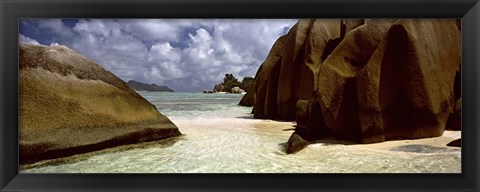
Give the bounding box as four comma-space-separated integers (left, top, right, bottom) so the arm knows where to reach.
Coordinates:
1, 0, 479, 191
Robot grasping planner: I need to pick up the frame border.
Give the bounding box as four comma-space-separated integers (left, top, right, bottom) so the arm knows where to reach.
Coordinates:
1, 0, 479, 191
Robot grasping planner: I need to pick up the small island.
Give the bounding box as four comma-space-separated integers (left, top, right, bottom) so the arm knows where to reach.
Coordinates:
127, 80, 174, 92
203, 73, 253, 94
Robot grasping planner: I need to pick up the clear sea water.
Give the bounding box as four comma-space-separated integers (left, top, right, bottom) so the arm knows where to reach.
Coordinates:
21, 92, 461, 173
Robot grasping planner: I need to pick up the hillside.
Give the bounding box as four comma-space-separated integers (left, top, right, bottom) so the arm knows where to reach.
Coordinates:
127, 80, 174, 92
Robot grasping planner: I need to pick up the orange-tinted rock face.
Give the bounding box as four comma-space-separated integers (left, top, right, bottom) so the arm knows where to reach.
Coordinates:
241, 19, 461, 148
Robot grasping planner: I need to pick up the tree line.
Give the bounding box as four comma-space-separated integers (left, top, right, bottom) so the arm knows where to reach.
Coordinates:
220, 74, 254, 93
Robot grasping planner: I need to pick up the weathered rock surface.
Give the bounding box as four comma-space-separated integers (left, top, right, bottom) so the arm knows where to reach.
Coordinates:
19, 44, 181, 164
251, 35, 288, 119
276, 19, 316, 120
239, 86, 255, 106
285, 132, 310, 154
127, 80, 174, 92
244, 19, 460, 150
446, 98, 461, 130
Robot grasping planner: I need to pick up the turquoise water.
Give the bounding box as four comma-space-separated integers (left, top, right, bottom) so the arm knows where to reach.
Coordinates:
21, 92, 461, 173
141, 92, 250, 118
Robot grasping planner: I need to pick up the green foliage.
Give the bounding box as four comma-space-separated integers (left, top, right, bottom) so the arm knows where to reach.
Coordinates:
241, 76, 254, 91
222, 74, 241, 93
221, 74, 254, 93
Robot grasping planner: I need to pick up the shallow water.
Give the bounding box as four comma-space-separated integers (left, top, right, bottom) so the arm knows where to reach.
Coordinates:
21, 92, 461, 173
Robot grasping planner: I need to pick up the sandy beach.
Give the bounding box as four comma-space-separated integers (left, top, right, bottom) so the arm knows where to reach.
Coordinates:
20, 93, 461, 173
21, 117, 462, 173
352, 130, 461, 150
254, 119, 461, 152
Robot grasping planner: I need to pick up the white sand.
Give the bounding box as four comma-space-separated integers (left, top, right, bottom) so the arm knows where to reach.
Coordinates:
352, 130, 461, 150
256, 119, 461, 151
21, 118, 461, 173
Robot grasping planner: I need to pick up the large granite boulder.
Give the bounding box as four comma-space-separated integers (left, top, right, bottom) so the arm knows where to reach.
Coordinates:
239, 87, 255, 106
239, 69, 262, 107
249, 19, 460, 150
19, 44, 181, 164
356, 19, 460, 143
446, 98, 461, 130
317, 19, 396, 142
276, 19, 316, 120
251, 35, 288, 119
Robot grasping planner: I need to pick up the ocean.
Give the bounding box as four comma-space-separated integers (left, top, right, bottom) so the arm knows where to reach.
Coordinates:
21, 92, 461, 173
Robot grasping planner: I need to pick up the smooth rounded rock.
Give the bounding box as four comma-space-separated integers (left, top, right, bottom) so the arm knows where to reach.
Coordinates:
19, 44, 181, 164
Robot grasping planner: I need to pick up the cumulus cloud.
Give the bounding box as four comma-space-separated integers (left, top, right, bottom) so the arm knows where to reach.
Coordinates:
147, 42, 185, 79
122, 19, 183, 42
19, 19, 297, 91
19, 34, 40, 45
37, 19, 76, 43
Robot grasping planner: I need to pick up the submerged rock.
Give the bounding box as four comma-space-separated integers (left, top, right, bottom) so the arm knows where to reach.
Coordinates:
249, 19, 460, 151
19, 44, 181, 164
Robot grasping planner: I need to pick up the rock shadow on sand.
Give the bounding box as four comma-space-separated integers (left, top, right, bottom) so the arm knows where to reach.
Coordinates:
389, 144, 460, 153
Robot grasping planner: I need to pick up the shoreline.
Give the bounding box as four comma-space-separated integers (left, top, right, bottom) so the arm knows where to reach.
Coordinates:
252, 119, 461, 151
202, 92, 246, 94
21, 116, 461, 173
351, 130, 461, 150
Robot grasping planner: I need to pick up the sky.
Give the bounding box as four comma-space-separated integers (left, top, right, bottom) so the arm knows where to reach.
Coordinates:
19, 19, 298, 92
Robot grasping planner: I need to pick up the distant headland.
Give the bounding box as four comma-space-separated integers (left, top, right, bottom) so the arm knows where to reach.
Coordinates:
127, 80, 174, 92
